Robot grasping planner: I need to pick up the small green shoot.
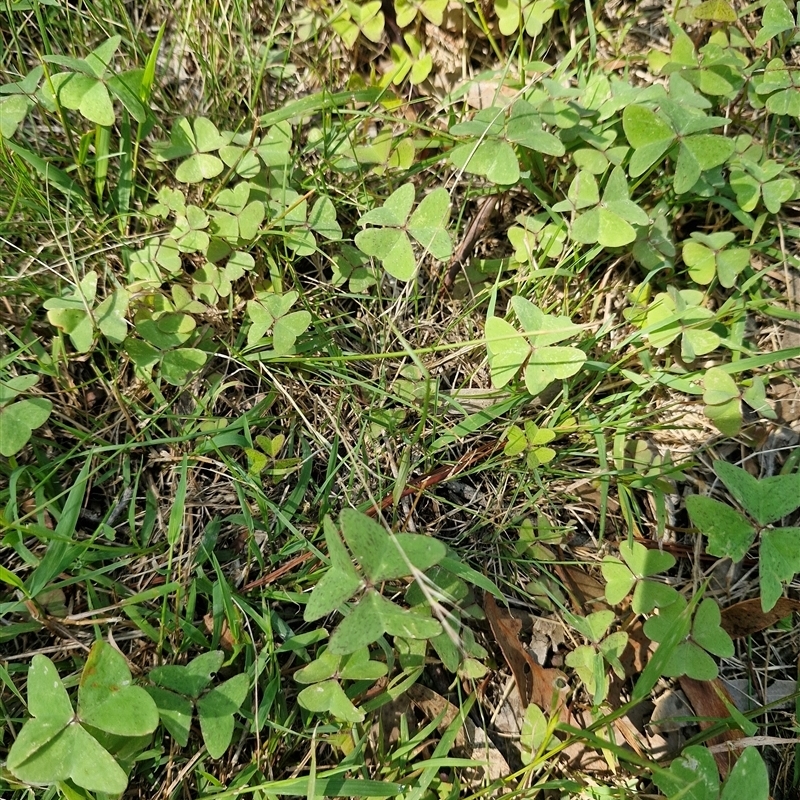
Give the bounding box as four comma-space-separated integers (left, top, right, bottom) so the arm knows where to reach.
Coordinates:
503, 422, 556, 468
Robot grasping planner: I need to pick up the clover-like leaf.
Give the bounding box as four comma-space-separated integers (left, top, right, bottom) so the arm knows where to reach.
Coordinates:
632, 580, 679, 614
95, 288, 129, 343
572, 206, 636, 247
135, 310, 195, 350
304, 517, 362, 622
653, 745, 719, 800
297, 680, 364, 723
571, 609, 616, 643
273, 311, 312, 355
354, 228, 415, 281
702, 367, 741, 436
692, 598, 733, 657
157, 118, 228, 183
623, 104, 675, 177
7, 652, 132, 794
485, 316, 530, 388
601, 557, 636, 605
50, 71, 115, 126
644, 596, 720, 679
520, 703, 549, 764
449, 139, 520, 185
755, 0, 796, 46
304, 563, 363, 622
602, 541, 677, 612
0, 397, 52, 457
145, 686, 193, 746
308, 196, 342, 240
328, 590, 441, 654
327, 590, 388, 653
407, 187, 452, 260
43, 271, 99, 353
686, 495, 756, 562
78, 640, 159, 736
508, 214, 566, 262
721, 747, 769, 800
0, 94, 33, 138
645, 290, 720, 362
161, 348, 208, 386
256, 121, 292, 167
674, 134, 734, 194
295, 649, 341, 684
571, 167, 648, 247
621, 540, 676, 578
565, 645, 606, 703
523, 347, 586, 395
338, 647, 389, 681
360, 183, 415, 227
759, 527, 800, 612
507, 99, 565, 156
511, 297, 581, 346
340, 508, 445, 582
693, 0, 737, 21
761, 176, 795, 213
196, 673, 249, 759
150, 651, 224, 698
373, 591, 443, 640
714, 460, 800, 526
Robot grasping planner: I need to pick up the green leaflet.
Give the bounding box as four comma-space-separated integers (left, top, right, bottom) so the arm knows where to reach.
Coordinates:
7, 643, 159, 794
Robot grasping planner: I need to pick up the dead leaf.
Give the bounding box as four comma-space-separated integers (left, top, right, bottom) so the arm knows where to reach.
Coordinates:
773, 380, 800, 424
720, 597, 800, 638
484, 593, 567, 713
530, 617, 566, 665
560, 705, 621, 773
679, 677, 744, 779
724, 678, 798, 712
649, 688, 692, 734
204, 612, 235, 651
619, 617, 651, 678
554, 563, 608, 613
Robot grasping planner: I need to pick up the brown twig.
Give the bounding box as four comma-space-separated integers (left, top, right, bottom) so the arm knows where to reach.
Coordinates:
442, 194, 501, 291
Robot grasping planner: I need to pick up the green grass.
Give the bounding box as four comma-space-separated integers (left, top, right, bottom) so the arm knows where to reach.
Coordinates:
2, 0, 800, 797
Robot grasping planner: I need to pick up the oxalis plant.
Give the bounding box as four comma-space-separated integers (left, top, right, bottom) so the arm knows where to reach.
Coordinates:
5, 0, 800, 796
686, 460, 800, 611
5, 642, 249, 794
296, 509, 486, 722
601, 540, 733, 683
6, 641, 159, 795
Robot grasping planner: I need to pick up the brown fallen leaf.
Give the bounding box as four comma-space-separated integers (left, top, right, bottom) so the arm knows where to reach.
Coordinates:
554, 562, 608, 614
679, 677, 745, 779
720, 597, 800, 638
484, 593, 567, 713
204, 612, 235, 651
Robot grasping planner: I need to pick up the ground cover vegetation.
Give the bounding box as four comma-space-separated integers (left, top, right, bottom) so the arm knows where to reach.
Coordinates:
1, 0, 800, 796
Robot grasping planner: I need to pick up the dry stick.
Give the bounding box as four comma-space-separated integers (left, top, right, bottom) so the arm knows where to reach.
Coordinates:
442, 194, 500, 291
